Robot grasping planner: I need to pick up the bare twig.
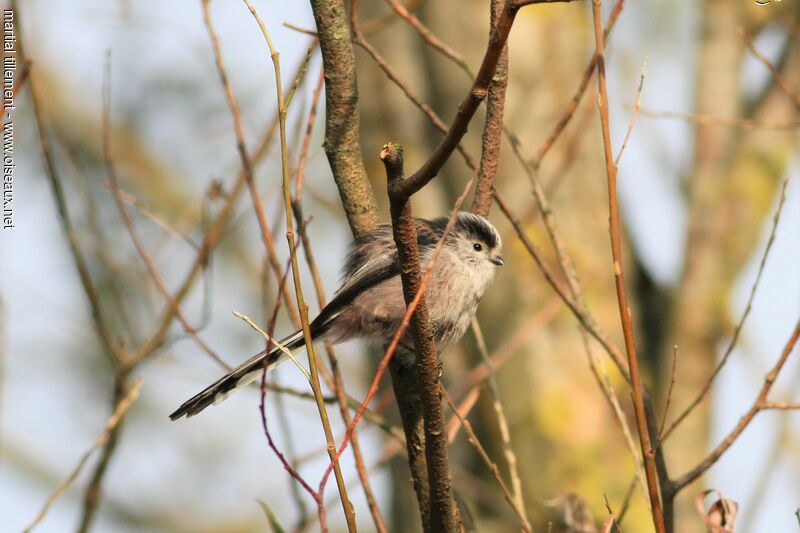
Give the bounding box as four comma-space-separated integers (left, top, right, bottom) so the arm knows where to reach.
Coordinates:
24, 380, 142, 533
662, 178, 790, 441
102, 66, 227, 369
494, 194, 628, 374
638, 108, 800, 130
469, 319, 529, 528
29, 64, 122, 363
529, 0, 624, 168
671, 318, 800, 489
758, 401, 800, 410
614, 58, 647, 166
658, 345, 678, 439
241, 2, 356, 529
291, 61, 389, 533
349, 11, 479, 175
383, 0, 471, 76
393, 0, 546, 198
295, 67, 324, 201
232, 310, 310, 380
591, 1, 664, 530
201, 0, 300, 325
442, 387, 532, 532
741, 28, 800, 112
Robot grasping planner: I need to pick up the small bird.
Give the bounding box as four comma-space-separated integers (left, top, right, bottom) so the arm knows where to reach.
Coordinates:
170, 212, 503, 420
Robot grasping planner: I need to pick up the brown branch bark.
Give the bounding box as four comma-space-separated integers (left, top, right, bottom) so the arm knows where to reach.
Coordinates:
391, 0, 525, 199
309, 0, 379, 238
382, 143, 462, 532
471, 0, 509, 217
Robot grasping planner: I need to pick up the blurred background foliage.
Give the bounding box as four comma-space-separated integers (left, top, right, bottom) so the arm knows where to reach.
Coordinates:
2, 0, 799, 532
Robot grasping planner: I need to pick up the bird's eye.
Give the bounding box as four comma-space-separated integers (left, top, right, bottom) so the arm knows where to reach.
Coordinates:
473, 243, 483, 252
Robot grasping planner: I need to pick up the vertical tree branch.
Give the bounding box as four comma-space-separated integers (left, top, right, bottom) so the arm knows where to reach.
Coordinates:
471, 0, 509, 217
309, 0, 379, 238
382, 143, 462, 533
591, 1, 665, 532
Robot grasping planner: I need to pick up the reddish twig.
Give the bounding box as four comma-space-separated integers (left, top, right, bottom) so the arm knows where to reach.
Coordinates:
392, 0, 530, 198
295, 67, 324, 201
529, 0, 624, 168
349, 11, 479, 175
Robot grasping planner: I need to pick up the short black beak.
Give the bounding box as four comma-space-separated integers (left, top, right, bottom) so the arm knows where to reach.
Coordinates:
490, 255, 504, 266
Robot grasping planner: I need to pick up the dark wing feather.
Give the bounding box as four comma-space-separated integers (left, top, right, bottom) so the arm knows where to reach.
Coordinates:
313, 218, 446, 332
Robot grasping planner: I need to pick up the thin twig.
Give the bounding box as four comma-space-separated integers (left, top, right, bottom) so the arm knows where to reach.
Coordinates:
102, 66, 227, 369
638, 108, 800, 130
383, 0, 471, 76
393, 0, 549, 198
24, 380, 142, 533
658, 345, 678, 439
662, 178, 790, 441
241, 2, 356, 529
758, 401, 800, 410
591, 1, 665, 530
295, 67, 324, 201
442, 387, 532, 532
741, 28, 800, 112
201, 0, 301, 326
290, 60, 389, 533
29, 64, 122, 363
672, 317, 800, 490
232, 310, 311, 381
614, 57, 647, 166
469, 319, 530, 529
349, 13, 479, 175
529, 0, 624, 168
126, 44, 311, 368
494, 194, 628, 375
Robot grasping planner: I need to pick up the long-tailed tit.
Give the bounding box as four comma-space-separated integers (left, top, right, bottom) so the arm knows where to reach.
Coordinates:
170, 212, 503, 420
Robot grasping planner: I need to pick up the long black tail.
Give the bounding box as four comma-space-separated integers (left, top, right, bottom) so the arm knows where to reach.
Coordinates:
169, 329, 306, 420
